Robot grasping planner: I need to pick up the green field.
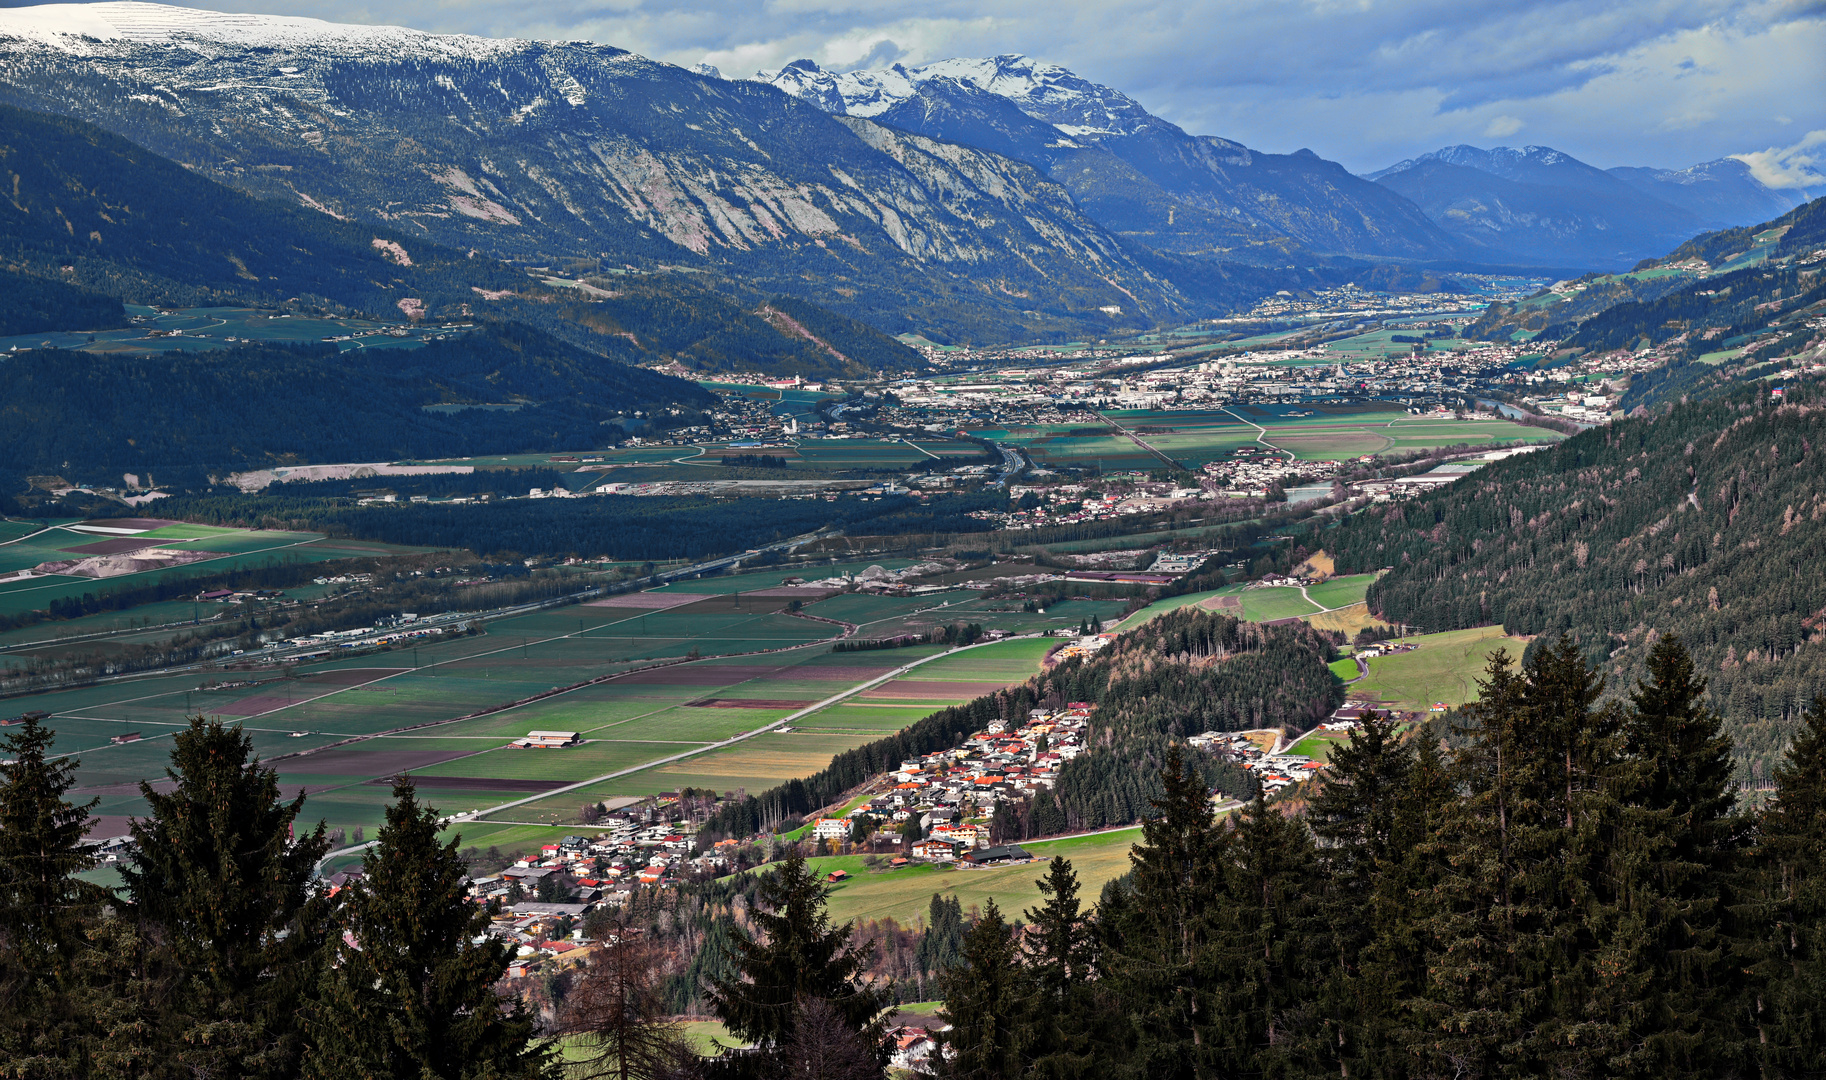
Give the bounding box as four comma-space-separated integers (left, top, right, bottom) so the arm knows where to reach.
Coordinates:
803, 826, 1145, 926
1350, 625, 1529, 713
974, 404, 1558, 471
1305, 574, 1376, 610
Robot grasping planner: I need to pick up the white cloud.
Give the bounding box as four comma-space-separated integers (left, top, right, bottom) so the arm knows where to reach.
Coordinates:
1484, 115, 1524, 137
1732, 129, 1826, 189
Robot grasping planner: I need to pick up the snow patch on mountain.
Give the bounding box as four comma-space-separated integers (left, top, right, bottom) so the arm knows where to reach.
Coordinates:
0, 1, 524, 59
751, 54, 1155, 139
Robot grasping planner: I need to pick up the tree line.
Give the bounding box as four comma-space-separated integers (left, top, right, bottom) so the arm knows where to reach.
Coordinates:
7, 637, 1820, 1078
0, 716, 552, 1078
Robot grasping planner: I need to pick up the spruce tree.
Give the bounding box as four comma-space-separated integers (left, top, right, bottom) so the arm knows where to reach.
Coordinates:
123, 716, 331, 1080
1602, 635, 1748, 1078
1206, 795, 1322, 1078
705, 851, 888, 1078
1307, 710, 1448, 1077
1418, 640, 1626, 1077
916, 892, 966, 978
938, 898, 1026, 1080
0, 714, 105, 1075
1022, 857, 1095, 1003
1097, 745, 1228, 1080
1754, 695, 1826, 1079
1020, 857, 1100, 1075
304, 778, 553, 1080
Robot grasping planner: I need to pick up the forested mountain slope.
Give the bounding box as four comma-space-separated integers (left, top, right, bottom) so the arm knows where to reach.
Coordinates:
0, 100, 923, 378
1461, 196, 1826, 372
1327, 379, 1826, 782
1369, 145, 1714, 268
0, 322, 711, 486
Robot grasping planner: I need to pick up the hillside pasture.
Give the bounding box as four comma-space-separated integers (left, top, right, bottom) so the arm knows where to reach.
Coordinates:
1349, 625, 1529, 713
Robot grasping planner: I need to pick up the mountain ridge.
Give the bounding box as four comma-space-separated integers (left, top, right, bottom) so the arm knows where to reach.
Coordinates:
1370, 143, 1805, 268
752, 55, 1461, 261
0, 2, 1209, 341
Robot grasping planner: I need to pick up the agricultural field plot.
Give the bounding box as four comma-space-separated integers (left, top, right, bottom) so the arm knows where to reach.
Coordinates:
1098, 409, 1263, 467
1288, 729, 1353, 762
1349, 625, 1529, 713
477, 635, 1061, 822
0, 600, 217, 650
786, 703, 941, 735
490, 731, 884, 821
1306, 573, 1376, 610
864, 638, 1053, 695
11, 590, 874, 836
802, 592, 967, 624
1307, 603, 1387, 637
979, 427, 1159, 471
1113, 588, 1232, 630
1200, 586, 1319, 622
0, 534, 433, 618
810, 825, 1146, 926
1317, 329, 1477, 361
391, 739, 712, 786
0, 519, 59, 543
1200, 405, 1562, 461
614, 730, 882, 798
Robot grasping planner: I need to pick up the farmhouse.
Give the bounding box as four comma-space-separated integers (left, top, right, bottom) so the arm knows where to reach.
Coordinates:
511, 730, 581, 749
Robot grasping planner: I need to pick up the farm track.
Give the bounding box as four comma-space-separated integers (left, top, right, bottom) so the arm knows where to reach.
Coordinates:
1221, 408, 1298, 463
1093, 410, 1179, 470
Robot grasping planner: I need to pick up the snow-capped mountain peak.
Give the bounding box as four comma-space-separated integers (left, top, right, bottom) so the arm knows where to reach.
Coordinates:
752, 53, 1156, 139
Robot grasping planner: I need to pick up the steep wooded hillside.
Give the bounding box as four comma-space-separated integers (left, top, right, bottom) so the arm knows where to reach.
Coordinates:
0, 100, 521, 317
1325, 379, 1826, 782
0, 322, 711, 485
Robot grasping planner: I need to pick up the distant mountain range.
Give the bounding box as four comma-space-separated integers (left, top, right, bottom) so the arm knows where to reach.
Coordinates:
0, 3, 1217, 341
1367, 145, 1807, 267
0, 2, 1811, 346
753, 61, 1806, 272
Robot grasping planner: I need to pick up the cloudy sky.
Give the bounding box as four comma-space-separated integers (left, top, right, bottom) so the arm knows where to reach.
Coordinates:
13, 0, 1826, 180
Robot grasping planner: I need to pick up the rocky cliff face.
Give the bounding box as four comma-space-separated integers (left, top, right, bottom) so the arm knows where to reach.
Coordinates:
752, 55, 1461, 261
0, 2, 1198, 338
